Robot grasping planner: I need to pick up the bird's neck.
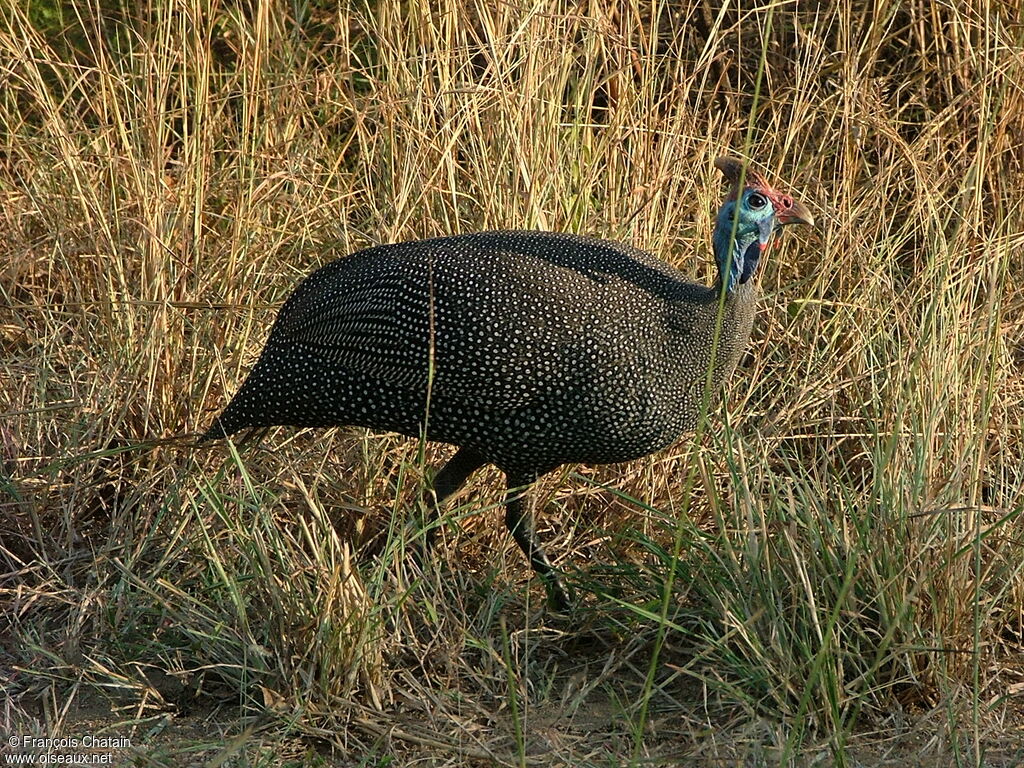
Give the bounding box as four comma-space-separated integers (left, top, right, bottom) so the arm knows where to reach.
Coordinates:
713, 232, 764, 294
701, 276, 759, 378
711, 269, 759, 301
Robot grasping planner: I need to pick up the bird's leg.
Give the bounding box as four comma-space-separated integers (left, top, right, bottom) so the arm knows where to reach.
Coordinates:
504, 475, 573, 612
421, 447, 487, 551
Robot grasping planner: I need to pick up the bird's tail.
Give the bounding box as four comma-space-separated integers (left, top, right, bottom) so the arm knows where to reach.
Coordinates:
198, 392, 254, 442
198, 418, 231, 443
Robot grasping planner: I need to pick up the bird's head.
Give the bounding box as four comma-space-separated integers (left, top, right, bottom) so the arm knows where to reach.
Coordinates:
712, 156, 814, 294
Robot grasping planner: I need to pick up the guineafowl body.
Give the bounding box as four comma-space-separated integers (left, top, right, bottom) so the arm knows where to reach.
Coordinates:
202, 157, 814, 609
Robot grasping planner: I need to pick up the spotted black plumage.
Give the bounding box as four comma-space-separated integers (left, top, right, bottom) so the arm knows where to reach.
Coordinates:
202, 157, 814, 610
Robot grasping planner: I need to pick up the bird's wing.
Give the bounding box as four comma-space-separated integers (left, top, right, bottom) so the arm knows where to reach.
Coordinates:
265, 259, 434, 388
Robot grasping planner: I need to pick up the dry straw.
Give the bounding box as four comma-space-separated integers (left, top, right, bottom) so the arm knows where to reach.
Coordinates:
1, 0, 1022, 764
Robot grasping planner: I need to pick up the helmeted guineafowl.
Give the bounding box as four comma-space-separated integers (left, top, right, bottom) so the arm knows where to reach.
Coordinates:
202, 156, 814, 610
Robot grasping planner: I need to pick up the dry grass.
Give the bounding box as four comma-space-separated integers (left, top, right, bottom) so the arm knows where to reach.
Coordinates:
2, 0, 1023, 765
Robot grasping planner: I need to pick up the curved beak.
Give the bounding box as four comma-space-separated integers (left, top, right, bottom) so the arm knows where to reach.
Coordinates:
776, 197, 815, 227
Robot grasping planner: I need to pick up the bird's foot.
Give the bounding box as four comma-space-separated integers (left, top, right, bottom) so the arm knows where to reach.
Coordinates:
543, 575, 574, 615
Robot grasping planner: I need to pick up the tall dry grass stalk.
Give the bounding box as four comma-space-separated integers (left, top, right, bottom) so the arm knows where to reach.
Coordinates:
2, 0, 1022, 764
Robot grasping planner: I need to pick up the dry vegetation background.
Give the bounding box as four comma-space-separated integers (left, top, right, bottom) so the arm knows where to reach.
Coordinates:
2, 0, 1023, 765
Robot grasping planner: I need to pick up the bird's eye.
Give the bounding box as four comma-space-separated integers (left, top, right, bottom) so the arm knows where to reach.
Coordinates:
747, 192, 767, 209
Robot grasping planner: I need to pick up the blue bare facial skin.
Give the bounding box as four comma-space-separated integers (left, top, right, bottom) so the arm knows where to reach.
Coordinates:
712, 188, 778, 293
